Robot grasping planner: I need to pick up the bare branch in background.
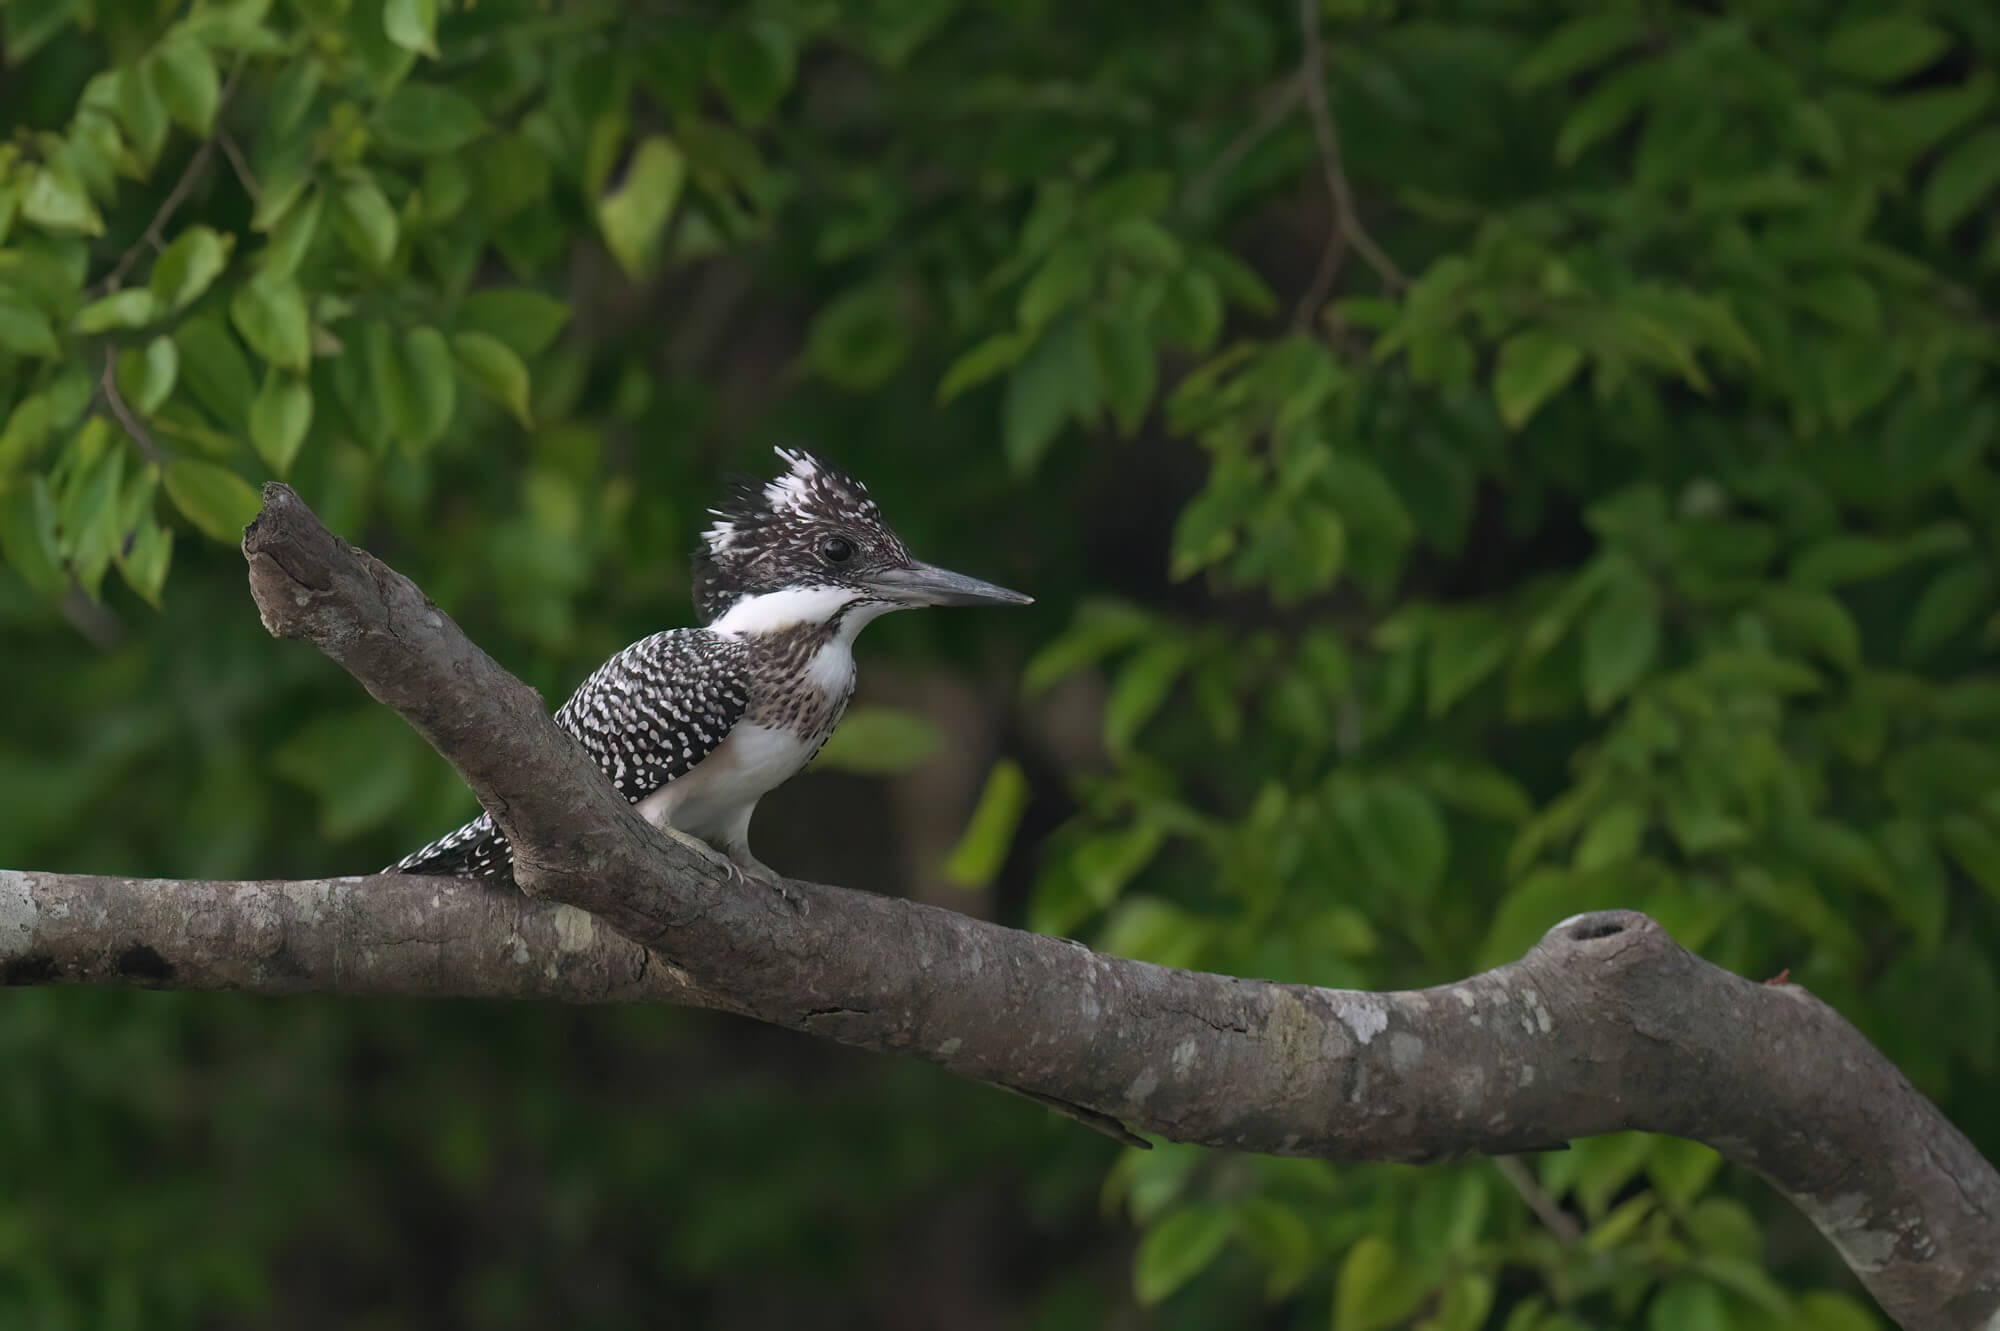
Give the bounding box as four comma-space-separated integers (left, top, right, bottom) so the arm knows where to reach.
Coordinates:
92, 65, 245, 296
1293, 0, 1407, 328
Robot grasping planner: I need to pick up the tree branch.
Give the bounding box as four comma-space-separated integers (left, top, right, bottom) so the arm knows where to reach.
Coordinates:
1293, 0, 1405, 329
0, 868, 716, 1007
4, 483, 1993, 1326
92, 65, 246, 297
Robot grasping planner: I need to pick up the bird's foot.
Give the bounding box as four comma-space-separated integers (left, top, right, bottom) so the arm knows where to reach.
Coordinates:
661, 825, 736, 876
659, 826, 796, 905
726, 848, 800, 907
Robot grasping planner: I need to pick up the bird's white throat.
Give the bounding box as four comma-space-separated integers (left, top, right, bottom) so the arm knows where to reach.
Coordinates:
708, 584, 897, 642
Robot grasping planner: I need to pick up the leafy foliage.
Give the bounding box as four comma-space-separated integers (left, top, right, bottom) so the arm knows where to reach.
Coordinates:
3, 0, 1997, 1325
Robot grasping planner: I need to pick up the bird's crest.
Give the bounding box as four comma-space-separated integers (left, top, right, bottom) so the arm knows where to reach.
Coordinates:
691, 448, 910, 623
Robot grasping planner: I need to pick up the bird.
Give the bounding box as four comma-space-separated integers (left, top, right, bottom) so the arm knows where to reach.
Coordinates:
387, 447, 1031, 888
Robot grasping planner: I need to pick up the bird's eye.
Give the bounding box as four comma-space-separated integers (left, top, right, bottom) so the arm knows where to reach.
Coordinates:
821, 536, 856, 564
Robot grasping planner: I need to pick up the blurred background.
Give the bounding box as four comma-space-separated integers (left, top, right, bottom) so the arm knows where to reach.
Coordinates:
2, 0, 1997, 1326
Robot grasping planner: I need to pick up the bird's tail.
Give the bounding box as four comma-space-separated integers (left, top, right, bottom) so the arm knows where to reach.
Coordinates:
387, 811, 515, 881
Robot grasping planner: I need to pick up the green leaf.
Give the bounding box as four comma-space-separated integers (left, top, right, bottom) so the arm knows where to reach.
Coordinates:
248, 371, 312, 475
1581, 570, 1660, 712
363, 320, 421, 448
1157, 268, 1223, 352
455, 289, 570, 359
374, 84, 489, 155
1904, 561, 1993, 662
1940, 814, 2000, 905
710, 20, 796, 125
176, 314, 258, 425
0, 295, 58, 357
1105, 638, 1192, 754
1584, 1193, 1656, 1252
336, 173, 400, 267
1426, 607, 1510, 715
398, 325, 457, 452
942, 760, 1031, 890
1575, 801, 1646, 872
1797, 273, 1880, 336
1923, 126, 2000, 237
1493, 328, 1584, 429
1003, 318, 1096, 475
258, 188, 323, 283
1235, 1197, 1315, 1300
1019, 240, 1093, 333
804, 283, 911, 391
1333, 1236, 1428, 1331
1194, 247, 1277, 317
1021, 599, 1156, 694
449, 331, 532, 428
1420, 759, 1534, 823
58, 422, 125, 600
230, 276, 311, 371
1786, 1293, 1883, 1331
0, 475, 64, 596
1430, 1274, 1496, 1331
0, 396, 53, 477
116, 335, 179, 415
1070, 822, 1164, 913
597, 136, 686, 278
382, 0, 439, 59
1089, 315, 1156, 438
72, 288, 158, 333
1336, 780, 1449, 902
1824, 16, 1952, 83
1648, 1279, 1729, 1331
4, 0, 79, 66
115, 512, 171, 608
149, 225, 234, 312
1555, 61, 1657, 164
1133, 1206, 1234, 1305
809, 705, 940, 774
273, 706, 421, 839
1759, 588, 1860, 671
1791, 535, 1906, 587
21, 164, 103, 236
153, 37, 221, 136
1513, 12, 1650, 90
1685, 1197, 1761, 1256
163, 459, 260, 543
1569, 1131, 1655, 1218
937, 331, 1030, 403
1647, 1136, 1722, 1207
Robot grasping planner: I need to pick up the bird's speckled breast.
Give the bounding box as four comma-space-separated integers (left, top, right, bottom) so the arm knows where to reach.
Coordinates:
741, 618, 857, 751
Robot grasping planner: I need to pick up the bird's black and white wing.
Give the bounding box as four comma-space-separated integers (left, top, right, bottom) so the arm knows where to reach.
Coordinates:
388, 630, 751, 882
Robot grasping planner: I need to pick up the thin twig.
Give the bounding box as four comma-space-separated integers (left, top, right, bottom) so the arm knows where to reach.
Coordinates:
1293, 0, 1406, 327
93, 65, 246, 296
1293, 227, 1348, 334
99, 347, 165, 465
216, 128, 260, 204
1181, 79, 1305, 217
1494, 1155, 1581, 1246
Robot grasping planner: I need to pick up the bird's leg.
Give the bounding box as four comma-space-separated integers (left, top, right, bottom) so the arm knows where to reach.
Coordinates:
727, 844, 802, 907
726, 845, 782, 887
659, 824, 736, 876
658, 824, 794, 903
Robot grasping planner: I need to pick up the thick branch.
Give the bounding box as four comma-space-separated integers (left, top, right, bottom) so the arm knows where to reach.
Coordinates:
26, 483, 1990, 1325
0, 868, 716, 1007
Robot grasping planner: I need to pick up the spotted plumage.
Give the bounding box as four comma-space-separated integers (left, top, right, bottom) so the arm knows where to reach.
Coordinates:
389, 447, 1030, 887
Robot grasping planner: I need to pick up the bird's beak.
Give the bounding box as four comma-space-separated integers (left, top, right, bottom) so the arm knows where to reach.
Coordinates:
867, 560, 1033, 607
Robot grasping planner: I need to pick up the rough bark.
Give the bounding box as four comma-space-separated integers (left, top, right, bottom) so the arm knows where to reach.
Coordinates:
0, 482, 1992, 1327
0, 869, 716, 1007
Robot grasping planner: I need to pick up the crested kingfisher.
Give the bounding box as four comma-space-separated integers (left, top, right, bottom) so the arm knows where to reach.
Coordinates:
389, 447, 1031, 887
